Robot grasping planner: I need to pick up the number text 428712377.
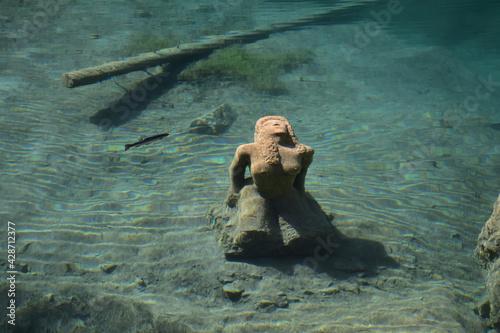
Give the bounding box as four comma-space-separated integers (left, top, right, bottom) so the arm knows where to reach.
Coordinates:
7, 221, 17, 326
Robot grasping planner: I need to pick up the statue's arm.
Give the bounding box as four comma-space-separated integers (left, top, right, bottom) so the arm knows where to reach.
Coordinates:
294, 146, 314, 193
226, 145, 250, 206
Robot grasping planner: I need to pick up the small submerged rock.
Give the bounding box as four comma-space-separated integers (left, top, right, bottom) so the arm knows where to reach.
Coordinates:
218, 275, 235, 284
256, 297, 289, 312
222, 283, 245, 301
187, 103, 237, 135
320, 287, 339, 296
100, 264, 118, 274
339, 282, 360, 295
19, 263, 30, 273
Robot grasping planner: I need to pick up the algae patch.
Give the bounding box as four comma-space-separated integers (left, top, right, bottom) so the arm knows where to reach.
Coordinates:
178, 45, 314, 94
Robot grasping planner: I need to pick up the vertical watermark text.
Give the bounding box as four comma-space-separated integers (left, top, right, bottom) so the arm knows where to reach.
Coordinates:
6, 221, 17, 326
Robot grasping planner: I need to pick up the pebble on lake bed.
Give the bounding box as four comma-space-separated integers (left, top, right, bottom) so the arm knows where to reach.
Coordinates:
100, 264, 118, 274
222, 283, 245, 301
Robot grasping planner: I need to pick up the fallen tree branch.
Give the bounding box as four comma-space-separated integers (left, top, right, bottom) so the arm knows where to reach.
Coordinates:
61, 30, 272, 88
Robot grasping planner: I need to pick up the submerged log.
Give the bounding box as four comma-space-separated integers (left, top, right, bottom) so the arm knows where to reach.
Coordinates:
61, 0, 377, 88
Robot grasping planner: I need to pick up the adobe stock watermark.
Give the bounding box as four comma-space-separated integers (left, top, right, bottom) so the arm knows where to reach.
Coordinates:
301, 234, 339, 271
6, 221, 17, 326
442, 74, 500, 130
341, 0, 412, 62
98, 70, 171, 131
414, 73, 500, 161
8, 0, 73, 51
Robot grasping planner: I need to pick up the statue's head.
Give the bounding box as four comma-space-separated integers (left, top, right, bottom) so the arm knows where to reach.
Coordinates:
254, 116, 305, 164
254, 116, 297, 145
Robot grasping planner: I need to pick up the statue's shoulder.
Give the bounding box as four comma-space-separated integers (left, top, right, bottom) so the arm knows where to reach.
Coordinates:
236, 143, 256, 156
303, 144, 314, 156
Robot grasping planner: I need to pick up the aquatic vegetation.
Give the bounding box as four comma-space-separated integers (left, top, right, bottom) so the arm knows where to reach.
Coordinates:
178, 44, 314, 94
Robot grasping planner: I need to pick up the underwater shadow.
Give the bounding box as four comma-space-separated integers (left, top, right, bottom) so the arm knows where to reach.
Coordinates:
319, 236, 400, 278
230, 235, 399, 280
88, 62, 189, 131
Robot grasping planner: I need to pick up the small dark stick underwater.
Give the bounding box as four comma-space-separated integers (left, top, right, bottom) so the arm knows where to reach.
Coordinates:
124, 132, 169, 151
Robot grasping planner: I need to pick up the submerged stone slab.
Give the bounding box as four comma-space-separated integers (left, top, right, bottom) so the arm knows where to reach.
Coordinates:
475, 193, 500, 329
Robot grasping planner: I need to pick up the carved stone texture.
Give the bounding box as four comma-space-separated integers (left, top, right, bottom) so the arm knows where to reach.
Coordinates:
475, 193, 500, 328
208, 116, 342, 258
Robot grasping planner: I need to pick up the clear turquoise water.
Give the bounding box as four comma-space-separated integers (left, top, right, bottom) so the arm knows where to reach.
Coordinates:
1, 0, 499, 331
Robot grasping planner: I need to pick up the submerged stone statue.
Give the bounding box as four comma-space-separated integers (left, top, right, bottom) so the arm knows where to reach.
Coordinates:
208, 116, 342, 258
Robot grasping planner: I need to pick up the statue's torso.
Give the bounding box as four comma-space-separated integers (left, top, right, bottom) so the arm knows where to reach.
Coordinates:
249, 146, 302, 199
